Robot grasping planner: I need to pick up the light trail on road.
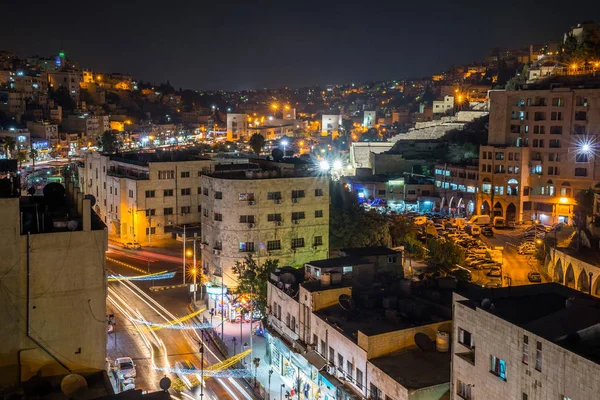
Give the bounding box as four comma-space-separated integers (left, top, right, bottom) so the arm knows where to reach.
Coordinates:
108, 271, 176, 281
108, 269, 254, 399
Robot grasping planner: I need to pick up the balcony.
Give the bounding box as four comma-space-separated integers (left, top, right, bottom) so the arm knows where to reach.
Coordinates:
267, 314, 300, 343
456, 350, 475, 365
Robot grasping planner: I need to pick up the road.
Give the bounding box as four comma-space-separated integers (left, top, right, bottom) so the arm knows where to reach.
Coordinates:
106, 255, 256, 399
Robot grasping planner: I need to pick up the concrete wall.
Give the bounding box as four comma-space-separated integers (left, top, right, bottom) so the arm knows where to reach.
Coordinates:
201, 174, 330, 288
451, 293, 600, 400
350, 142, 394, 169
0, 198, 107, 387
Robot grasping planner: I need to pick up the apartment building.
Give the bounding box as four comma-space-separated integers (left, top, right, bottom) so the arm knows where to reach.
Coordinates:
322, 114, 341, 137
0, 161, 108, 387
477, 84, 600, 224
62, 114, 110, 141
200, 169, 330, 288
47, 70, 81, 100
451, 284, 600, 400
434, 163, 479, 217
79, 151, 213, 243
266, 263, 452, 400
226, 113, 248, 141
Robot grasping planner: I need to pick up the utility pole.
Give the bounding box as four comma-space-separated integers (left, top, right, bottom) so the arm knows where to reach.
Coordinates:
199, 343, 204, 400
193, 233, 197, 306
182, 225, 186, 285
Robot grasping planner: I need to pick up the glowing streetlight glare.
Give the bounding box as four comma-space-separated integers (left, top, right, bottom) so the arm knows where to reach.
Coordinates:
581, 144, 591, 153
319, 160, 330, 171
281, 139, 288, 146
186, 250, 193, 257
333, 160, 343, 170
271, 103, 278, 110
559, 197, 568, 203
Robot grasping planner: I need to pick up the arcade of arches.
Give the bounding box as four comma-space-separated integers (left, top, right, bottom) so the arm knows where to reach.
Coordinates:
546, 248, 600, 297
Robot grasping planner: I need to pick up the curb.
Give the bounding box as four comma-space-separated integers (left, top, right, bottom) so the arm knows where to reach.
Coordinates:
149, 283, 187, 292
106, 257, 147, 274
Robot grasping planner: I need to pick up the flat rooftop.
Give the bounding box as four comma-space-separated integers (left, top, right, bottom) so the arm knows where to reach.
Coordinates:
340, 246, 401, 257
205, 168, 322, 180
110, 150, 211, 166
458, 283, 600, 363
306, 256, 367, 268
315, 297, 450, 342
370, 346, 450, 390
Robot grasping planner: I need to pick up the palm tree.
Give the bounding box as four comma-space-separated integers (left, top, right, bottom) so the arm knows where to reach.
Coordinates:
248, 133, 265, 156
29, 148, 38, 168
17, 151, 26, 169
3, 136, 16, 158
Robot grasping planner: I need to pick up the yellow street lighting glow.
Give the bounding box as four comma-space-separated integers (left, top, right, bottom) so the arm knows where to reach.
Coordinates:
559, 197, 568, 203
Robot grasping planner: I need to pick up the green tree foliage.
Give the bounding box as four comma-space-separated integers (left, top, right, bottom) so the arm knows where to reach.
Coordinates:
2, 136, 16, 158
248, 133, 265, 155
232, 255, 279, 317
271, 147, 284, 161
17, 151, 26, 168
29, 148, 38, 168
426, 238, 465, 272
329, 183, 391, 248
99, 130, 120, 154
574, 188, 595, 228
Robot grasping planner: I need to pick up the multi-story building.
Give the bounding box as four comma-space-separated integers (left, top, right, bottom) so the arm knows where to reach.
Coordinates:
477, 84, 600, 224
27, 121, 59, 147
201, 169, 330, 288
266, 263, 452, 400
434, 163, 479, 217
0, 162, 107, 387
433, 95, 455, 115
363, 110, 376, 128
451, 283, 600, 400
79, 151, 213, 243
226, 113, 248, 141
62, 114, 110, 142
47, 70, 81, 101
321, 114, 341, 137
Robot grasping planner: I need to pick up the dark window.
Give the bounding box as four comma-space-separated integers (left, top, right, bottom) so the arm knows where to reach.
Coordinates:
575, 111, 587, 121
292, 211, 305, 220
145, 227, 156, 234
128, 190, 134, 198
315, 210, 324, 218
164, 207, 173, 215
267, 213, 282, 222
214, 191, 222, 199
522, 335, 529, 365
214, 213, 222, 221
180, 171, 190, 178
458, 328, 473, 348
181, 206, 191, 214
291, 238, 305, 248
203, 187, 208, 196
315, 188, 324, 196
549, 139, 560, 148
551, 98, 563, 107
267, 240, 281, 250
535, 342, 542, 371
239, 215, 255, 223
550, 126, 563, 135
314, 236, 323, 246
575, 168, 587, 177
239, 242, 255, 252
550, 111, 562, 121
146, 209, 155, 217
198, 187, 202, 194
181, 188, 191, 196
292, 190, 305, 199
145, 190, 155, 198
268, 191, 282, 200
576, 154, 588, 163
574, 125, 586, 134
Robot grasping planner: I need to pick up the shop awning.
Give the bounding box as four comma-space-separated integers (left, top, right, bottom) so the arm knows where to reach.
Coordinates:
320, 370, 363, 400
303, 350, 327, 371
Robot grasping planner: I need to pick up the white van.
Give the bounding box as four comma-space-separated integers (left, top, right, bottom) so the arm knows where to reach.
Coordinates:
465, 224, 481, 236
493, 217, 505, 228
467, 215, 490, 226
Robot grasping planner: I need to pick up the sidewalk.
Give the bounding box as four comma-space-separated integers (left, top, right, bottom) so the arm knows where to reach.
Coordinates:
197, 307, 288, 400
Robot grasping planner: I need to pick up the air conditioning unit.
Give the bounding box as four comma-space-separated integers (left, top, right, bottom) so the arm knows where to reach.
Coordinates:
276, 221, 282, 226
326, 365, 336, 375
248, 223, 255, 228
274, 199, 282, 204
213, 249, 221, 255
199, 243, 205, 250
292, 198, 299, 203
292, 220, 299, 224
248, 200, 256, 205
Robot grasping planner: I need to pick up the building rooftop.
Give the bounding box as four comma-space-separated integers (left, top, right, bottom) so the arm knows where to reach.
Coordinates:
458, 283, 600, 364
305, 256, 367, 268
205, 168, 323, 180
370, 346, 450, 390
315, 295, 450, 342
339, 246, 402, 257
521, 74, 600, 90
110, 150, 211, 166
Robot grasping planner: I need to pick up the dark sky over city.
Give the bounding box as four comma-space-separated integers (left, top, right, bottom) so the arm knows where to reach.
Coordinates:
1, 1, 597, 90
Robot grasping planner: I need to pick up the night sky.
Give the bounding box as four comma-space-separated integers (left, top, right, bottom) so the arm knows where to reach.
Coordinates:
1, 0, 597, 90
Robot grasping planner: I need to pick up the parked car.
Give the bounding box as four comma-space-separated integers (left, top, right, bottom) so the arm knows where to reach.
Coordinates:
467, 215, 491, 226
518, 246, 537, 255
528, 272, 542, 282
476, 261, 501, 270
481, 226, 494, 237
486, 268, 502, 277
124, 242, 142, 250
506, 221, 516, 229
115, 357, 136, 379
493, 216, 505, 229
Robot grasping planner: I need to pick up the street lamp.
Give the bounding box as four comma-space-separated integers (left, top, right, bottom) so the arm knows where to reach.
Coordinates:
199, 343, 204, 400
281, 139, 288, 156
268, 369, 274, 400
281, 383, 285, 400
253, 357, 261, 387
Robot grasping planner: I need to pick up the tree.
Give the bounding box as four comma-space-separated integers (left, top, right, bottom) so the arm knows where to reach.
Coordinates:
426, 238, 465, 272
232, 255, 279, 317
99, 130, 119, 154
29, 148, 38, 168
248, 133, 265, 155
17, 151, 26, 169
2, 136, 16, 158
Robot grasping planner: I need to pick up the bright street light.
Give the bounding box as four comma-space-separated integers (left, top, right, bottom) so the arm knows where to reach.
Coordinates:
319, 160, 329, 171
333, 160, 343, 170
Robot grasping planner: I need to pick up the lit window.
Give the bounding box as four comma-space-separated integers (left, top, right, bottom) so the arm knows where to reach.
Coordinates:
490, 355, 507, 380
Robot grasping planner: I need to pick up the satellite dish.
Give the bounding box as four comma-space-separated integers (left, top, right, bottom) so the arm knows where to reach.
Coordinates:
279, 273, 296, 285
481, 298, 492, 310
43, 182, 66, 209
159, 376, 172, 391
277, 282, 284, 289
60, 374, 88, 398
67, 220, 79, 231
84, 194, 96, 207
414, 332, 435, 352
338, 294, 355, 312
